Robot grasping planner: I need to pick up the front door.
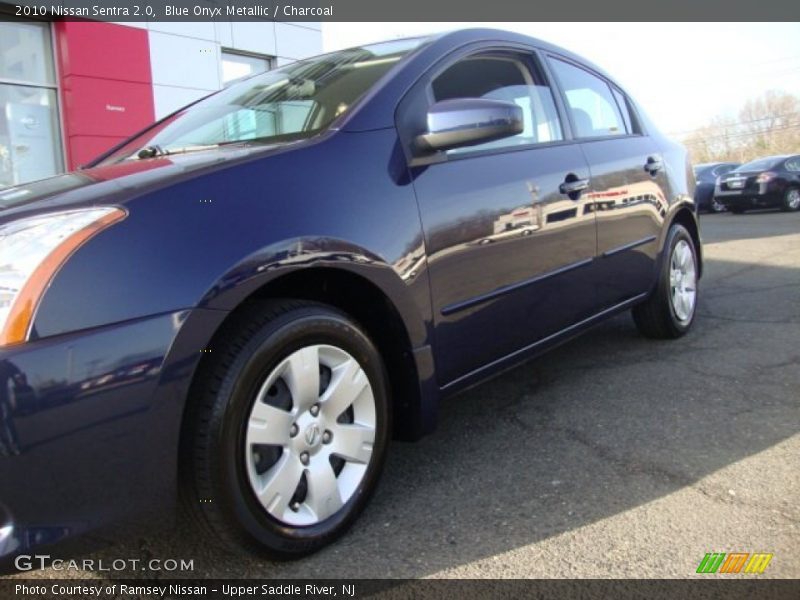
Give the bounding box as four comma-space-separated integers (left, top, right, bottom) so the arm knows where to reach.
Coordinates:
407, 50, 598, 385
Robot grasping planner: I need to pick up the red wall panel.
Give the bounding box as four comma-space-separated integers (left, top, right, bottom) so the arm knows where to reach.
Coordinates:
55, 21, 152, 83
61, 76, 154, 137
55, 22, 155, 169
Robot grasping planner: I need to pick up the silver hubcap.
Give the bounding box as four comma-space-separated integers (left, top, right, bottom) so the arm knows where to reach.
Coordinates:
787, 189, 800, 210
669, 239, 697, 322
245, 345, 376, 526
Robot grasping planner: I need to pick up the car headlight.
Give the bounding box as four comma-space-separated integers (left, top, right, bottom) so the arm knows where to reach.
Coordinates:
0, 207, 126, 347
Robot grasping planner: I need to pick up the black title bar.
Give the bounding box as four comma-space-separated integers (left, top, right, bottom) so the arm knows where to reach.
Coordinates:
2, 0, 798, 21
3, 579, 800, 600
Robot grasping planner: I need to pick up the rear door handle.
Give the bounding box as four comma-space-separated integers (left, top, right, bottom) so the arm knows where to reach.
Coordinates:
559, 177, 590, 197
645, 156, 663, 174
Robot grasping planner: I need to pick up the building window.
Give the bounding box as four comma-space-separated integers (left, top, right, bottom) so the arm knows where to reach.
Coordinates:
221, 50, 273, 87
0, 21, 63, 187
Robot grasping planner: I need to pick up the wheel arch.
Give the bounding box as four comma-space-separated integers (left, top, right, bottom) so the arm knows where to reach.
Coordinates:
665, 203, 703, 279
181, 265, 437, 444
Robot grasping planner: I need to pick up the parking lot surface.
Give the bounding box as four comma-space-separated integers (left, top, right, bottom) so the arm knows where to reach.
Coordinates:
10, 210, 800, 580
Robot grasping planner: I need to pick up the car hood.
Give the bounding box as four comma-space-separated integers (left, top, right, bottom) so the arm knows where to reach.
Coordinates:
0, 141, 306, 222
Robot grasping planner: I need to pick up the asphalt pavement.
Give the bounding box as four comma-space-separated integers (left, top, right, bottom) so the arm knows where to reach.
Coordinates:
8, 209, 800, 580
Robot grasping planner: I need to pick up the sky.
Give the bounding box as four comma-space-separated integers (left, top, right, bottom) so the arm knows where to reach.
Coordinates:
322, 23, 800, 139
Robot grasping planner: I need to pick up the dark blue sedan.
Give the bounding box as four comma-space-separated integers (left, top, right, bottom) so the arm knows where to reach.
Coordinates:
0, 28, 701, 568
715, 155, 800, 213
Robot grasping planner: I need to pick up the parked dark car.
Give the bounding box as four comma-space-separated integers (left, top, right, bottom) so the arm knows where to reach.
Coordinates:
714, 154, 800, 213
0, 28, 701, 569
693, 162, 739, 213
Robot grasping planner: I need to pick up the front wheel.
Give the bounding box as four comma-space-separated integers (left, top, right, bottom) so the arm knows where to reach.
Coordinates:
632, 224, 698, 339
781, 187, 800, 212
182, 300, 390, 559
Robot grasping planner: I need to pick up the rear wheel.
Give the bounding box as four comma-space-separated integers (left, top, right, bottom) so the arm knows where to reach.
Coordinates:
632, 224, 698, 339
182, 300, 390, 559
781, 187, 800, 212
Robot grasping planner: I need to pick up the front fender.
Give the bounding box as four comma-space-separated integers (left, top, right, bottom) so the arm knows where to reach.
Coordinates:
30, 127, 429, 348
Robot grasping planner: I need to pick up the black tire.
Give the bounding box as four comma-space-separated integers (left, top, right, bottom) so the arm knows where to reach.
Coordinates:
730, 207, 746, 214
780, 187, 800, 212
632, 224, 698, 339
181, 299, 390, 559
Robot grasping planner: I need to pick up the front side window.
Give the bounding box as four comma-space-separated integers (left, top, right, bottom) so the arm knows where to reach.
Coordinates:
431, 53, 563, 155
0, 21, 63, 187
549, 58, 626, 139
99, 38, 427, 165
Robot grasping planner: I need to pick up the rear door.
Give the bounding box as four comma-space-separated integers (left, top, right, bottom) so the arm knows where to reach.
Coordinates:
547, 56, 667, 307
400, 47, 597, 385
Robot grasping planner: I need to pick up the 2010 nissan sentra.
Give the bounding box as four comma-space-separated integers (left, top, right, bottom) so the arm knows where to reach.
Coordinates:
0, 28, 701, 568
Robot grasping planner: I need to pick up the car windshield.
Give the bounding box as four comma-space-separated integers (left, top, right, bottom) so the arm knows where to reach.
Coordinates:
734, 157, 782, 172
98, 38, 427, 165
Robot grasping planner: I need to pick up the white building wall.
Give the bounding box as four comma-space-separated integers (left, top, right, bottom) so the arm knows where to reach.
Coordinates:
118, 21, 322, 118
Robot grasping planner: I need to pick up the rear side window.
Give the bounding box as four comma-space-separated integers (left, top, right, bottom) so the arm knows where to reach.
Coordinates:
549, 58, 627, 139
431, 54, 563, 154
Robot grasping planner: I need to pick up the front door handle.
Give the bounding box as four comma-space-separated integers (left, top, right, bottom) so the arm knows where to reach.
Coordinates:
559, 177, 590, 198
645, 156, 663, 175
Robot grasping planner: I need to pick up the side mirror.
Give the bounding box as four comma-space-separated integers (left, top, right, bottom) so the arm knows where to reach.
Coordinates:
415, 98, 524, 154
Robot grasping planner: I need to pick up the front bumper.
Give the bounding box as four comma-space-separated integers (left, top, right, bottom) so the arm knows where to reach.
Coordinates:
0, 309, 224, 572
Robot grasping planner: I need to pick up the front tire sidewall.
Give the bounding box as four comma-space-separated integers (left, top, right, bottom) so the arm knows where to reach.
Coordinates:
213, 312, 389, 557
